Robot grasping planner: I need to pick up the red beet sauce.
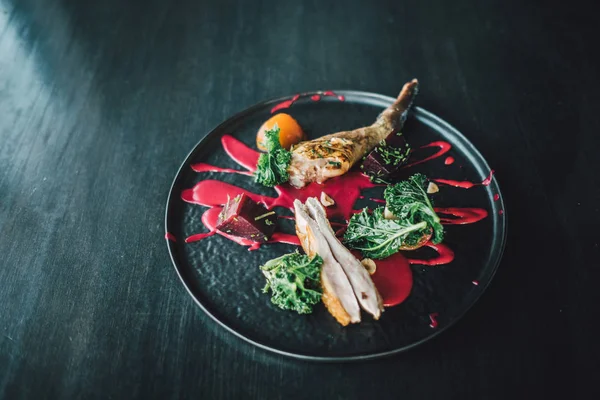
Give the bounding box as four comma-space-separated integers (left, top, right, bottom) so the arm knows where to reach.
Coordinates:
429, 312, 439, 328
406, 242, 455, 266
369, 253, 413, 307
433, 170, 494, 189
435, 207, 488, 225
270, 91, 345, 113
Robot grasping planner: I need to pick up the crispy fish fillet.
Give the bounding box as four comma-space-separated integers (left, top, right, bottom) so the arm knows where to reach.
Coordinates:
294, 200, 361, 326
288, 79, 419, 188
305, 198, 384, 319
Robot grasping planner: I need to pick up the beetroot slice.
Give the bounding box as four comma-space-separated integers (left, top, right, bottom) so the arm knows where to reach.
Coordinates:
361, 131, 411, 183
216, 193, 276, 242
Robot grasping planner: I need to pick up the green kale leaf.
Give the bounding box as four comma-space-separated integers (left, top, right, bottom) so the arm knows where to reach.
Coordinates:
383, 173, 444, 243
254, 125, 292, 187
343, 207, 430, 259
260, 251, 323, 314
343, 173, 444, 259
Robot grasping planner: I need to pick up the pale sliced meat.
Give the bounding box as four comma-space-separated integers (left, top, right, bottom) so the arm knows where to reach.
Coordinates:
305, 198, 384, 319
293, 200, 361, 326
288, 79, 419, 188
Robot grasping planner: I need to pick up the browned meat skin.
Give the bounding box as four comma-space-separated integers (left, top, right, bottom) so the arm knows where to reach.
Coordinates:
373, 78, 419, 133
305, 198, 384, 319
293, 200, 361, 326
288, 79, 419, 188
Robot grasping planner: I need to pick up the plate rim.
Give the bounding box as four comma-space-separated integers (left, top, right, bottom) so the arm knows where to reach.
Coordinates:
164, 90, 507, 362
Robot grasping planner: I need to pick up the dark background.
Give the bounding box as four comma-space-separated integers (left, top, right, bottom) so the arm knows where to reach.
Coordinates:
1, 0, 598, 399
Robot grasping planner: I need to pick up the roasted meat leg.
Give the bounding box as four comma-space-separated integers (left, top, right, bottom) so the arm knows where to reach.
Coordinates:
288, 79, 419, 188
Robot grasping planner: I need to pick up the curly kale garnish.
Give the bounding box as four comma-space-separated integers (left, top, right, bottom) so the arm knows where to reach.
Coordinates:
343, 208, 430, 259
384, 173, 444, 244
253, 125, 292, 187
343, 173, 444, 259
260, 251, 323, 314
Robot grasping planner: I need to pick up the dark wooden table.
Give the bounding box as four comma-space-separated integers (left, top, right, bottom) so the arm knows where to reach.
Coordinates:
1, 0, 598, 398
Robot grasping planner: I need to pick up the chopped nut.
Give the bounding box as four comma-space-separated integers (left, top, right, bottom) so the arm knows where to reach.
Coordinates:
383, 206, 397, 220
427, 182, 439, 194
361, 258, 377, 275
320, 192, 335, 207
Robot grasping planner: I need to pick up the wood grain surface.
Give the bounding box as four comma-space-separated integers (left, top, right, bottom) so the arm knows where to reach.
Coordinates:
1, 0, 598, 398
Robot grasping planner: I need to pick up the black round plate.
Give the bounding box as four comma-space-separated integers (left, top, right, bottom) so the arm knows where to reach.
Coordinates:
165, 91, 506, 361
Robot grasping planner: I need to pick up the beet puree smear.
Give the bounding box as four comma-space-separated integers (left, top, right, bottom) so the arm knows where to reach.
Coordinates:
429, 313, 439, 328
178, 134, 494, 308
435, 207, 488, 225
165, 232, 177, 242
369, 252, 413, 307
433, 170, 494, 189
270, 91, 345, 113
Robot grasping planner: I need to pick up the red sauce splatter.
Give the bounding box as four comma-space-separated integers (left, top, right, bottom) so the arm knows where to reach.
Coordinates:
472, 280, 479, 285
435, 207, 488, 225
369, 252, 413, 307
182, 180, 275, 209
429, 312, 439, 328
270, 94, 300, 113
433, 170, 494, 189
432, 178, 476, 189
481, 169, 495, 186
185, 231, 216, 243
165, 232, 177, 242
222, 135, 260, 172
322, 91, 345, 101
272, 173, 375, 220
270, 92, 344, 114
444, 156, 455, 165
369, 197, 386, 204
191, 163, 252, 176
182, 173, 374, 221
499, 209, 504, 215
493, 193, 500, 201
404, 141, 452, 169
407, 242, 455, 266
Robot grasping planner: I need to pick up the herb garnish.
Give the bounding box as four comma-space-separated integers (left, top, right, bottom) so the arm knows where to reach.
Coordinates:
343, 208, 429, 259
343, 173, 444, 259
374, 136, 411, 166
254, 125, 292, 187
254, 211, 276, 221
260, 251, 323, 314
384, 173, 444, 243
